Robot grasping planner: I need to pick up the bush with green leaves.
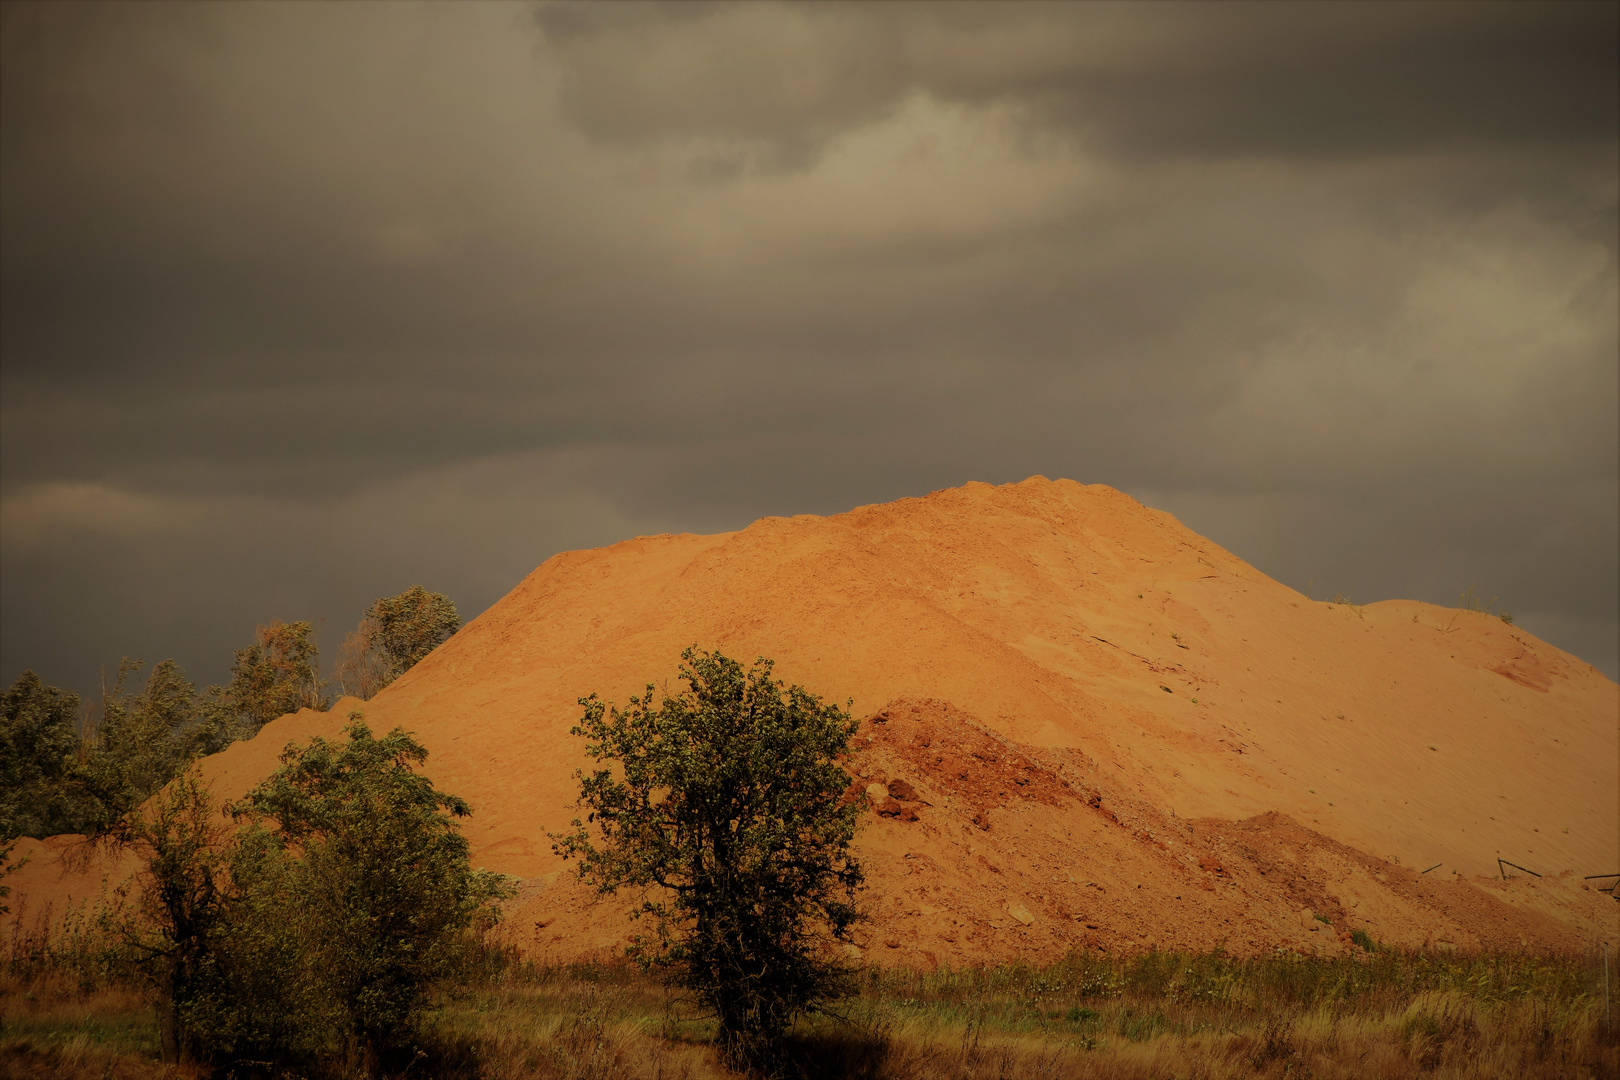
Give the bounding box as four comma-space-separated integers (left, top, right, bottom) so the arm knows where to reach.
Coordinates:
554, 647, 865, 1070
234, 715, 510, 1067
83, 715, 506, 1069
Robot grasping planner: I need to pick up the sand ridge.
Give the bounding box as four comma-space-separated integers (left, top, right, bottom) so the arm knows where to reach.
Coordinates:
7, 477, 1617, 962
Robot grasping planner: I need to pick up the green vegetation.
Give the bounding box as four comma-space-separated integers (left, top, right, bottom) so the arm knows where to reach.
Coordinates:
101, 766, 236, 1062
211, 619, 329, 741
1, 672, 89, 838
554, 647, 864, 1070
335, 586, 461, 700
70, 659, 215, 834
4, 716, 506, 1072
232, 717, 510, 1067
5, 948, 1615, 1078
0, 587, 461, 842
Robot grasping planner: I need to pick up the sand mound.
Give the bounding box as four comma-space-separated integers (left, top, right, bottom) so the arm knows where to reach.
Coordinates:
8, 478, 1617, 962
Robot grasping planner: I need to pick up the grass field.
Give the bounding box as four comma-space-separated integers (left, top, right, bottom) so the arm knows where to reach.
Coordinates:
4, 943, 1617, 1079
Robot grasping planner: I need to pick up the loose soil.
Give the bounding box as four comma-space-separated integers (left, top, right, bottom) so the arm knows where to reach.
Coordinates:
9, 478, 1617, 965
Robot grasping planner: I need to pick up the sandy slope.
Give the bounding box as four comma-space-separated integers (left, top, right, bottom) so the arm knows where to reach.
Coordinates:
8, 478, 1617, 964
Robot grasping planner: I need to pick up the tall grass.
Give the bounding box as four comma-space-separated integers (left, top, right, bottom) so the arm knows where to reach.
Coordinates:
6, 936, 1617, 1078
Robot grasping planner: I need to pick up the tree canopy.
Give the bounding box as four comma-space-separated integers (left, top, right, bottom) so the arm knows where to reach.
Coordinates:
217, 620, 327, 736
554, 647, 865, 1069
233, 716, 508, 1064
1, 670, 88, 838
335, 586, 461, 700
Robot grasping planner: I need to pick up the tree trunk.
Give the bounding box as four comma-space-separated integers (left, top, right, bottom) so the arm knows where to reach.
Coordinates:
158, 961, 180, 1062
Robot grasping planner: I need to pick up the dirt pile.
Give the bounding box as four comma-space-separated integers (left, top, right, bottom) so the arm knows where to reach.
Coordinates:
8, 477, 1617, 963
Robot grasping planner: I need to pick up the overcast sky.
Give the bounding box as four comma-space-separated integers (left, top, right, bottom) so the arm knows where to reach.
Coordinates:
3, 1, 1616, 703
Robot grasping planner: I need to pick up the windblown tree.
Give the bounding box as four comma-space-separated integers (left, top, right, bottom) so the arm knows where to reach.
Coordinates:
334, 586, 460, 699
554, 648, 865, 1070
80, 659, 194, 817
208, 620, 328, 739
4, 661, 221, 838
71, 657, 239, 831
1, 671, 92, 837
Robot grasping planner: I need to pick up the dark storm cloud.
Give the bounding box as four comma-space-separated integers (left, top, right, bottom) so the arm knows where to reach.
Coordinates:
2, 1, 1616, 699
540, 3, 1618, 157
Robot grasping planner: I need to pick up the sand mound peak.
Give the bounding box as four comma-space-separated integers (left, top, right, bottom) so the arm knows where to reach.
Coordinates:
8, 477, 1616, 961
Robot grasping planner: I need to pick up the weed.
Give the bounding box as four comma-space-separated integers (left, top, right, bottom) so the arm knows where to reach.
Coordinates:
1457, 584, 1515, 625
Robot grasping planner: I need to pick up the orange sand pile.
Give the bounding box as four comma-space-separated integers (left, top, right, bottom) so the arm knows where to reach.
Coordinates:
8, 478, 1617, 966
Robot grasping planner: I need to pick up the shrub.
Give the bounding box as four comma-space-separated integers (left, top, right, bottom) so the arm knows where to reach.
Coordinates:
103, 766, 236, 1063
234, 715, 510, 1068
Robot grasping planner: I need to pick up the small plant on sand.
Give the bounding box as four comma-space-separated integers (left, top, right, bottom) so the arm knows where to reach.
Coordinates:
554, 647, 865, 1071
1458, 584, 1514, 625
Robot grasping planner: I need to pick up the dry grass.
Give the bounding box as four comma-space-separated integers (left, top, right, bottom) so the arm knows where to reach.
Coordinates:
412, 950, 1618, 1079
4, 947, 1616, 1078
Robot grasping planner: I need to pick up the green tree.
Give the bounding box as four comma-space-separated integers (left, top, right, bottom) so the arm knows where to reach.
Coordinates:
70, 658, 235, 835
83, 659, 191, 815
234, 715, 508, 1067
185, 823, 335, 1063
335, 586, 461, 699
1, 670, 92, 837
211, 620, 328, 739
554, 648, 865, 1069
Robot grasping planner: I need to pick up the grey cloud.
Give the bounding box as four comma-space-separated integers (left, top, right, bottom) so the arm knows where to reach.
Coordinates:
537, 2, 1618, 160
2, 1, 1615, 694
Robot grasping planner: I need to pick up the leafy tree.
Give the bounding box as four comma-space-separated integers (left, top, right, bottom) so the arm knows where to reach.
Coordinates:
554, 648, 865, 1069
335, 586, 461, 699
82, 659, 192, 816
71, 658, 239, 834
234, 715, 509, 1067
211, 620, 328, 739
1, 670, 92, 837
106, 766, 236, 1063
184, 823, 335, 1063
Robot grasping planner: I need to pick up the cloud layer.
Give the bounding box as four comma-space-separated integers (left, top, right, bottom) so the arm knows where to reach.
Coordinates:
3, 1, 1616, 695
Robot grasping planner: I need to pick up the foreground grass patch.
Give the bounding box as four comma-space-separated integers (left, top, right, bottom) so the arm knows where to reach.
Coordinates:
5, 949, 1616, 1078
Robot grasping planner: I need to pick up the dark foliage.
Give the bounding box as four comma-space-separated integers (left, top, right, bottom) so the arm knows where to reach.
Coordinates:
335, 585, 461, 700
233, 716, 510, 1066
0, 670, 92, 837
555, 647, 865, 1070
212, 619, 329, 739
